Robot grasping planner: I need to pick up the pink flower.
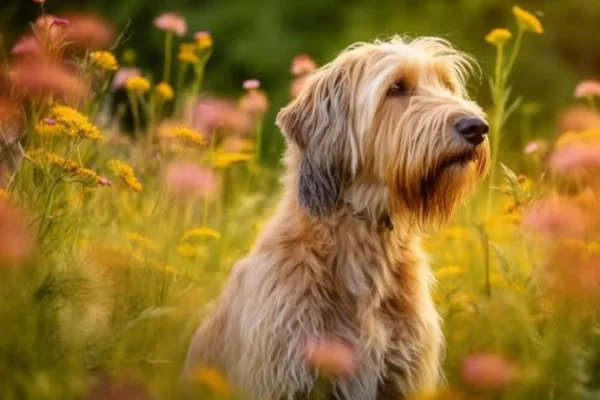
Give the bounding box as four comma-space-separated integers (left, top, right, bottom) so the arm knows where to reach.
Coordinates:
10, 61, 86, 101
0, 200, 32, 267
291, 53, 317, 76
549, 144, 600, 178
521, 197, 589, 239
574, 80, 600, 99
242, 79, 260, 90
239, 90, 269, 118
524, 139, 548, 156
304, 339, 358, 378
111, 68, 141, 91
33, 0, 46, 3
11, 36, 41, 57
192, 98, 253, 135
154, 13, 187, 37
35, 15, 66, 41
64, 13, 115, 50
462, 353, 517, 390
164, 162, 219, 201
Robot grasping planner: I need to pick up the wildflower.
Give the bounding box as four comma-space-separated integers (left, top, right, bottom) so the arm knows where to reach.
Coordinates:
154, 12, 187, 36
108, 159, 143, 191
181, 227, 221, 241
242, 79, 261, 90
239, 89, 269, 117
50, 105, 103, 140
512, 6, 543, 34
177, 243, 207, 258
485, 28, 512, 45
304, 339, 358, 378
521, 197, 589, 239
555, 129, 600, 149
291, 53, 317, 76
0, 200, 32, 267
165, 162, 218, 200
125, 76, 151, 94
212, 152, 254, 168
156, 82, 174, 101
221, 137, 254, 153
126, 233, 158, 250
557, 106, 600, 133
90, 51, 118, 71
112, 68, 141, 91
178, 44, 199, 64
435, 265, 465, 279
33, 0, 46, 3
167, 127, 206, 147
10, 62, 85, 101
194, 31, 213, 50
549, 144, 600, 179
63, 13, 115, 50
11, 36, 40, 57
193, 366, 231, 397
574, 80, 600, 99
524, 139, 548, 155
461, 352, 517, 390
35, 118, 62, 137
193, 98, 253, 135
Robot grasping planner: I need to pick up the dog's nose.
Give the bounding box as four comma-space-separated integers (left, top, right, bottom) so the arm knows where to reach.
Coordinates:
455, 116, 489, 145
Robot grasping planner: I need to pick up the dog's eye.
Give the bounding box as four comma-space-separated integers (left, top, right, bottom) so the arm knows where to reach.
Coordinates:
387, 80, 408, 97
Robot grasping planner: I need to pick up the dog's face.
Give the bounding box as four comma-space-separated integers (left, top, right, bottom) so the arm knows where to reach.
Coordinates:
277, 36, 490, 226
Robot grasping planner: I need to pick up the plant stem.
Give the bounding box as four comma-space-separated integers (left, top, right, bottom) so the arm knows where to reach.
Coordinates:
128, 92, 142, 142
163, 32, 174, 83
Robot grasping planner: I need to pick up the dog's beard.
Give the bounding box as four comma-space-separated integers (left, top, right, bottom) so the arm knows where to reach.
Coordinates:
398, 145, 489, 226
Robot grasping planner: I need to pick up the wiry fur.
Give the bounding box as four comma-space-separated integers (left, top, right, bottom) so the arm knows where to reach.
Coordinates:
184, 35, 490, 400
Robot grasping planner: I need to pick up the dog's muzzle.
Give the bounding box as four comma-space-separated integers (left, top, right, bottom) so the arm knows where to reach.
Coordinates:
455, 116, 489, 146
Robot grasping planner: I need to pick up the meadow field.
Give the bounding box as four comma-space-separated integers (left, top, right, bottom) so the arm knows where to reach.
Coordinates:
1, 1, 600, 399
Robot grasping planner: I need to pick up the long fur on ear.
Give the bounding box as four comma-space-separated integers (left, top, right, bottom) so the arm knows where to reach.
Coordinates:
276, 61, 356, 217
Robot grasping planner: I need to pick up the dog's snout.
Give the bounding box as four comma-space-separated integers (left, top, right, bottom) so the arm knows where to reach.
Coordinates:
455, 116, 489, 146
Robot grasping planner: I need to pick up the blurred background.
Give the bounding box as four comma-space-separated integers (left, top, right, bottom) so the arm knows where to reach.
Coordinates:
2, 0, 600, 159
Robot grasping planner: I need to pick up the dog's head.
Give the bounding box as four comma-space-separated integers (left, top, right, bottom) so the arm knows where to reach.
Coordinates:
276, 36, 490, 226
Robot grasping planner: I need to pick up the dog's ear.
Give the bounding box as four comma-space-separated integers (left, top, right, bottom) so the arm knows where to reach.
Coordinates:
276, 62, 355, 217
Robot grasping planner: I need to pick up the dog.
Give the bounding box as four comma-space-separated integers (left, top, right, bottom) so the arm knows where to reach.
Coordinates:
184, 35, 490, 399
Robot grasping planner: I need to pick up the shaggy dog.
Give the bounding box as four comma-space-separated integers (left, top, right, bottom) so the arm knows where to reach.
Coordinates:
184, 35, 490, 399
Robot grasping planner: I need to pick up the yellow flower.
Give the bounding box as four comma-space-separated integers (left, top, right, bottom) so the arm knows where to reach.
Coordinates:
125, 76, 151, 94
179, 43, 199, 64
156, 82, 174, 101
177, 243, 207, 258
485, 28, 512, 45
90, 51, 118, 71
35, 119, 62, 137
29, 149, 107, 186
193, 366, 231, 397
212, 152, 254, 168
127, 232, 158, 250
512, 6, 543, 34
50, 105, 103, 140
195, 31, 213, 50
108, 159, 143, 191
556, 129, 600, 149
503, 199, 518, 214
181, 227, 221, 241
167, 127, 206, 148
435, 265, 465, 279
